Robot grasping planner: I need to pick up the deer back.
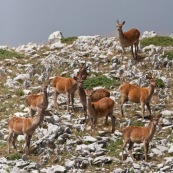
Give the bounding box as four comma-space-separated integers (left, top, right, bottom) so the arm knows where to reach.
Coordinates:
123, 28, 140, 43
91, 89, 110, 102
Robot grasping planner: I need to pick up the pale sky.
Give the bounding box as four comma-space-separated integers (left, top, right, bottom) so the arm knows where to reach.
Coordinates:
1, 0, 173, 47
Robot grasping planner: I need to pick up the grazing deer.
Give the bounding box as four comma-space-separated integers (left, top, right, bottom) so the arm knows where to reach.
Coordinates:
50, 76, 77, 112
85, 89, 115, 133
26, 84, 48, 118
7, 109, 52, 155
75, 64, 110, 121
122, 114, 162, 161
116, 20, 140, 59
119, 73, 156, 119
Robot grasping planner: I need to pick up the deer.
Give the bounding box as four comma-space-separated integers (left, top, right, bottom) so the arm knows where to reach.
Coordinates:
85, 89, 116, 133
116, 20, 140, 59
7, 109, 52, 155
75, 64, 110, 122
119, 73, 156, 119
26, 84, 48, 118
50, 76, 77, 112
122, 114, 162, 162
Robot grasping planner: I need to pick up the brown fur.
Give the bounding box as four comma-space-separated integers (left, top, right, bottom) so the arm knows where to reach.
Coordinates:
116, 20, 140, 59
119, 74, 156, 119
7, 109, 51, 154
85, 89, 116, 133
122, 114, 161, 161
26, 85, 48, 117
50, 76, 77, 112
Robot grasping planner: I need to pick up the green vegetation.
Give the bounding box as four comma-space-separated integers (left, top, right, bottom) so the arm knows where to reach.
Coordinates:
15, 88, 25, 96
8, 153, 22, 160
140, 36, 173, 47
156, 78, 165, 88
106, 139, 122, 158
0, 49, 23, 59
61, 36, 78, 44
163, 50, 173, 60
83, 76, 117, 89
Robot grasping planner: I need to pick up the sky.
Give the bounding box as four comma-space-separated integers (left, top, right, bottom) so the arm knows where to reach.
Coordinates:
1, 0, 173, 47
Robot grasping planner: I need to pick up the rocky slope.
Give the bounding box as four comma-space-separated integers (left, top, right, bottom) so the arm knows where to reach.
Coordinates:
0, 31, 173, 173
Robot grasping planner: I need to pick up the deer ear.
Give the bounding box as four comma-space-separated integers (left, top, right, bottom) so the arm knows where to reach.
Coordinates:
122, 21, 125, 25
116, 20, 119, 24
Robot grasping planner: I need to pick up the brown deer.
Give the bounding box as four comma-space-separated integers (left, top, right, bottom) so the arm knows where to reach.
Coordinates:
85, 89, 115, 133
119, 73, 156, 119
50, 76, 77, 112
122, 114, 162, 161
7, 109, 52, 155
75, 64, 110, 121
26, 84, 48, 117
116, 20, 140, 59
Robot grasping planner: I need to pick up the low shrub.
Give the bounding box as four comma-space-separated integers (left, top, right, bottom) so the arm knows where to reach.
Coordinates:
0, 49, 23, 59
83, 76, 116, 89
140, 36, 173, 47
61, 36, 78, 44
156, 78, 165, 88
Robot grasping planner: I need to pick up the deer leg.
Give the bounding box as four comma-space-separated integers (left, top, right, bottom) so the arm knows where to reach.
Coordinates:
54, 89, 59, 110
122, 140, 128, 160
8, 131, 13, 154
12, 133, 18, 151
27, 135, 32, 155
144, 141, 149, 162
131, 45, 135, 59
111, 115, 116, 133
120, 95, 128, 117
141, 102, 145, 119
67, 92, 70, 112
71, 92, 75, 112
105, 116, 108, 126
146, 102, 151, 116
128, 141, 135, 161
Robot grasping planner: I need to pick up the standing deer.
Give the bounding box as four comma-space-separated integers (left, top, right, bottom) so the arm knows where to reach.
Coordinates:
116, 20, 140, 59
85, 89, 116, 133
119, 73, 156, 119
122, 114, 161, 161
26, 84, 48, 117
50, 76, 77, 112
7, 109, 51, 155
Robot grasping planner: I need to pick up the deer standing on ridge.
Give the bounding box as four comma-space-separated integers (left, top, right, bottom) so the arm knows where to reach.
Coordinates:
26, 84, 49, 117
85, 89, 116, 133
50, 76, 77, 112
122, 114, 161, 161
116, 20, 140, 59
8, 85, 50, 155
119, 73, 156, 119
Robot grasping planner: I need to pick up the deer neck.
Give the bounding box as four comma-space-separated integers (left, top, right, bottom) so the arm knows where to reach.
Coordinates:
147, 121, 157, 141
78, 85, 86, 104
118, 29, 126, 40
42, 89, 48, 110
86, 96, 95, 115
148, 84, 155, 99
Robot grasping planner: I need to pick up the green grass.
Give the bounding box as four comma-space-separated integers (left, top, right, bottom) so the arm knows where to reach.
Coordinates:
140, 36, 173, 47
0, 49, 23, 59
83, 76, 117, 89
61, 36, 78, 44
8, 153, 22, 160
156, 78, 165, 88
163, 50, 173, 60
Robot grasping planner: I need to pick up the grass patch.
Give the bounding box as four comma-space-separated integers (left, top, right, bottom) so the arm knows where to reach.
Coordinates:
106, 139, 122, 158
8, 152, 22, 160
15, 88, 25, 96
0, 49, 24, 59
140, 36, 173, 47
156, 78, 165, 88
163, 50, 173, 60
61, 36, 78, 45
83, 76, 117, 89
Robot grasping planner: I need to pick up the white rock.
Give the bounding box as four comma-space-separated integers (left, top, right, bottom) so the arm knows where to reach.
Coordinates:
48, 31, 63, 44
